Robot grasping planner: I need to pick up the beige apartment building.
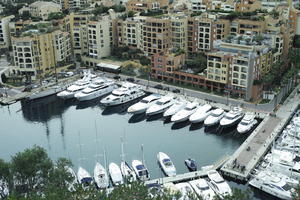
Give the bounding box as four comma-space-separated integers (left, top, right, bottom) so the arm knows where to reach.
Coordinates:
126, 0, 168, 12
170, 15, 188, 52
29, 1, 62, 20
0, 15, 14, 49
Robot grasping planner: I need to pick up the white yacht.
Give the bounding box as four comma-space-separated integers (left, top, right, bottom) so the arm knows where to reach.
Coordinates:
100, 82, 145, 106
220, 107, 244, 127
207, 170, 232, 198
157, 152, 176, 177
146, 96, 175, 116
75, 78, 117, 101
127, 94, 161, 114
57, 77, 92, 99
65, 166, 78, 192
120, 161, 136, 182
0, 179, 9, 198
27, 83, 69, 100
175, 182, 196, 200
131, 160, 150, 181
77, 167, 93, 186
204, 109, 226, 126
171, 102, 198, 123
109, 162, 124, 186
94, 162, 109, 189
249, 170, 297, 200
189, 178, 216, 200
189, 104, 212, 123
237, 112, 257, 134
163, 99, 187, 118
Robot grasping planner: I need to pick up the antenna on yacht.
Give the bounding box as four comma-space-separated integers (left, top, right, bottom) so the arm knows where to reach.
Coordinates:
103, 147, 107, 172
121, 136, 125, 163
78, 131, 85, 166
94, 120, 101, 162
141, 144, 145, 165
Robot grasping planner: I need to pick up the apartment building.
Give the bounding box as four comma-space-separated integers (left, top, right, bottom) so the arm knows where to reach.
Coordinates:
126, 0, 168, 12
11, 29, 71, 80
29, 1, 62, 20
142, 18, 170, 56
235, 0, 261, 12
170, 15, 188, 52
0, 15, 14, 49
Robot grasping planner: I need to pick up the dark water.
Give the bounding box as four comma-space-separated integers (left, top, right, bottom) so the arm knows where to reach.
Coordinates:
0, 95, 274, 199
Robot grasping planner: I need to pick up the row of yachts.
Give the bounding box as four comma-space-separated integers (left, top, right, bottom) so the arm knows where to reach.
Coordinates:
47, 73, 258, 134
64, 151, 232, 200
248, 109, 300, 200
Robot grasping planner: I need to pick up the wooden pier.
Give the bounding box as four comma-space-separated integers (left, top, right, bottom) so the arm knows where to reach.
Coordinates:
145, 155, 229, 185
221, 85, 300, 181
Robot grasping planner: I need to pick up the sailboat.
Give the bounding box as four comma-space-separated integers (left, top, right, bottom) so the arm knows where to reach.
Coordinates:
132, 144, 150, 181
120, 137, 136, 182
93, 123, 109, 189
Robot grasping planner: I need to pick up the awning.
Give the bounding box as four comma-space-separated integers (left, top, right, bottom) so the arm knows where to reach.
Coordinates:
97, 62, 121, 70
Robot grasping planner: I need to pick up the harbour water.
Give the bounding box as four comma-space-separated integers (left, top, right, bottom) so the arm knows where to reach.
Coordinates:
0, 95, 276, 199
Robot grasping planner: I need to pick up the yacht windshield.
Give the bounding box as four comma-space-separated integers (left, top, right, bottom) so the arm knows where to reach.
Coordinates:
282, 184, 292, 191
140, 99, 149, 104
136, 165, 145, 170
225, 115, 236, 120
240, 121, 250, 126
156, 101, 164, 105
211, 113, 221, 117
138, 170, 148, 176
162, 159, 173, 167
197, 184, 209, 191
186, 107, 194, 111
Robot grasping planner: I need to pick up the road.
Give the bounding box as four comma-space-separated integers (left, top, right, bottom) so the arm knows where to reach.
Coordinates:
102, 72, 298, 113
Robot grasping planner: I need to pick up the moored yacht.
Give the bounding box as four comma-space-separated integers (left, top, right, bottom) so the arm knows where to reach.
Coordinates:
94, 162, 109, 189
127, 94, 161, 114
189, 104, 212, 123
100, 82, 145, 106
109, 162, 124, 186
163, 98, 187, 118
27, 83, 69, 100
57, 77, 92, 99
189, 178, 216, 200
184, 158, 197, 172
171, 102, 198, 123
77, 167, 93, 187
237, 112, 257, 134
131, 160, 150, 181
220, 107, 244, 127
120, 161, 136, 182
146, 96, 175, 116
75, 78, 117, 101
249, 170, 297, 200
65, 166, 78, 192
207, 170, 232, 198
157, 152, 176, 177
204, 109, 226, 126
175, 182, 196, 200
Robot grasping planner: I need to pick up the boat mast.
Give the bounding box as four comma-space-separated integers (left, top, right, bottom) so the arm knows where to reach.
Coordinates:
121, 136, 125, 162
141, 144, 145, 165
94, 121, 100, 162
78, 132, 85, 166
103, 147, 107, 171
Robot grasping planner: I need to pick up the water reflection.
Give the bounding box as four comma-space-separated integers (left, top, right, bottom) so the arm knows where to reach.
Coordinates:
101, 99, 140, 116
189, 123, 204, 131
76, 98, 101, 110
171, 121, 191, 130
128, 113, 146, 123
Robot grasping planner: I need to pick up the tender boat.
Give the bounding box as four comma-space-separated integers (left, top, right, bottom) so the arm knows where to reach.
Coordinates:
189, 104, 212, 123
100, 82, 145, 106
220, 107, 244, 127
175, 182, 196, 200
77, 167, 93, 187
131, 160, 150, 181
146, 96, 175, 116
237, 112, 257, 134
189, 178, 216, 200
109, 162, 124, 186
163, 99, 187, 118
57, 76, 92, 99
75, 78, 117, 101
65, 166, 78, 192
249, 170, 297, 200
207, 170, 232, 198
204, 109, 226, 126
120, 161, 136, 182
184, 158, 197, 172
0, 179, 9, 198
127, 94, 161, 114
171, 101, 198, 123
157, 152, 176, 177
94, 162, 109, 189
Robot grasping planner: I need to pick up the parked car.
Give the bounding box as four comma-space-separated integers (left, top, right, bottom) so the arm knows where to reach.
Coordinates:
172, 88, 180, 93
164, 86, 170, 91
154, 84, 163, 90
126, 77, 135, 82
113, 75, 121, 80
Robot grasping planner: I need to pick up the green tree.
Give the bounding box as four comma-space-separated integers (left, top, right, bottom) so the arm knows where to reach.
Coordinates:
186, 52, 207, 73
292, 184, 300, 200
47, 12, 65, 20
222, 188, 252, 200
20, 11, 31, 20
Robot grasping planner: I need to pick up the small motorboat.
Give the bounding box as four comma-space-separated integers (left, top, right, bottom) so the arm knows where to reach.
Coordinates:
94, 162, 109, 189
131, 160, 150, 181
175, 182, 196, 200
120, 161, 136, 182
189, 104, 212, 123
163, 99, 187, 118
146, 96, 175, 116
207, 170, 232, 198
189, 178, 216, 200
184, 158, 197, 172
65, 166, 78, 192
109, 162, 124, 186
127, 94, 161, 114
237, 112, 257, 134
171, 101, 198, 123
77, 167, 93, 188
204, 108, 226, 126
220, 107, 244, 127
157, 152, 176, 177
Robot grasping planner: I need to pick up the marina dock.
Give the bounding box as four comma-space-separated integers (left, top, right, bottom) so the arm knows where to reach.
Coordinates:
221, 85, 300, 181
145, 155, 229, 185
